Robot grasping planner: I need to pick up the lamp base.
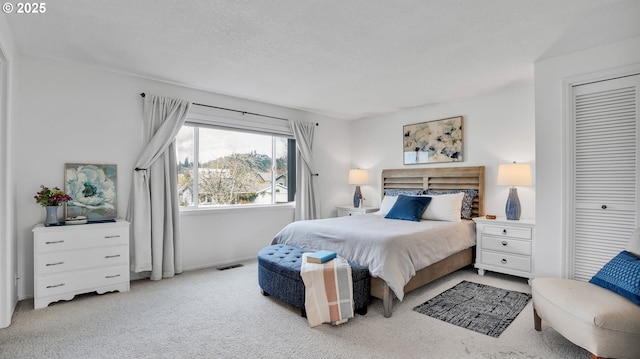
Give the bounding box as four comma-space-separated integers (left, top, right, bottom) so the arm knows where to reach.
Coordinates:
505, 187, 521, 220
353, 186, 361, 208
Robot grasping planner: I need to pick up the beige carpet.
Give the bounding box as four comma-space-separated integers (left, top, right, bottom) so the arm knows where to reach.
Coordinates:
0, 261, 588, 359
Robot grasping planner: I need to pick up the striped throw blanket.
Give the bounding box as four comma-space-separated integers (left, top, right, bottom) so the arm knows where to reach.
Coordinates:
300, 253, 354, 327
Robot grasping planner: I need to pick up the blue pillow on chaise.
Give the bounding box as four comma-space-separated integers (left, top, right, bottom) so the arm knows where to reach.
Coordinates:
589, 250, 640, 305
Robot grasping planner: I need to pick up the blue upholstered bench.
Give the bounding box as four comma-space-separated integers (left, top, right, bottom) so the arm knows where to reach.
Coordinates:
258, 244, 370, 316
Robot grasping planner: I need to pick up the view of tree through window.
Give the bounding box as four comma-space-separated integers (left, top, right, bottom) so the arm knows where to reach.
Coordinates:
176, 124, 293, 207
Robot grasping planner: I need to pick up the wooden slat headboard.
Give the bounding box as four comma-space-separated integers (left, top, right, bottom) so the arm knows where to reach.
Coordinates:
381, 166, 485, 218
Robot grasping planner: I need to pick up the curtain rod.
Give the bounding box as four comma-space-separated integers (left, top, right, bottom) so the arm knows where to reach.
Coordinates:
140, 93, 318, 126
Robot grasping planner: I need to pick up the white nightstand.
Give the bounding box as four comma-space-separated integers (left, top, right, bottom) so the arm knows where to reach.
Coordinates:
472, 217, 535, 280
336, 205, 379, 217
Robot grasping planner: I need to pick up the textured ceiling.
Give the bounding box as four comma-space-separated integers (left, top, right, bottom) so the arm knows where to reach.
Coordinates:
5, 0, 640, 120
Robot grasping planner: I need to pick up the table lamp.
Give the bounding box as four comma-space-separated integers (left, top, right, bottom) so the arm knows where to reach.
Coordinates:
497, 162, 532, 220
348, 169, 368, 208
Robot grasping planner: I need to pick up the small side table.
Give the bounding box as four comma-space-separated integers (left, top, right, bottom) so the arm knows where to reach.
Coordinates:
336, 205, 379, 217
472, 217, 535, 280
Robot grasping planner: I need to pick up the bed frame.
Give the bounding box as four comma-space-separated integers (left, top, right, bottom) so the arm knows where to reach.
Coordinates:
372, 166, 485, 317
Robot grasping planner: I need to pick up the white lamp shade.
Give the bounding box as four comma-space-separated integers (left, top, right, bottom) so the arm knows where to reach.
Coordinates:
497, 163, 532, 186
348, 169, 368, 185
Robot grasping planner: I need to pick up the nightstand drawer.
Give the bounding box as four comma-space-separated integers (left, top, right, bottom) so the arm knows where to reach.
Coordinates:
336, 206, 379, 217
483, 225, 531, 240
481, 236, 531, 256
481, 251, 531, 273
338, 208, 365, 216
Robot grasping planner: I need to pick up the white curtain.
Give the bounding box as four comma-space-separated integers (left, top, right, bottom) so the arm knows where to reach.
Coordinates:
290, 120, 318, 220
127, 94, 192, 280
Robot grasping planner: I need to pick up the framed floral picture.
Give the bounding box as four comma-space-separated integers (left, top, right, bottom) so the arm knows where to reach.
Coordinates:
403, 116, 463, 164
64, 163, 117, 221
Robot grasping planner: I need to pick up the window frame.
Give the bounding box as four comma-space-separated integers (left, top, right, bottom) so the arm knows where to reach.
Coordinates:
177, 106, 296, 211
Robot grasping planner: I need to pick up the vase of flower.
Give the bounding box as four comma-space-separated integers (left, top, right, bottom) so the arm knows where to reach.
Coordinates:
44, 206, 60, 226
34, 185, 73, 227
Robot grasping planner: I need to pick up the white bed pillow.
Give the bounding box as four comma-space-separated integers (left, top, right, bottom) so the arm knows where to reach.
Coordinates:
421, 192, 464, 222
376, 195, 398, 216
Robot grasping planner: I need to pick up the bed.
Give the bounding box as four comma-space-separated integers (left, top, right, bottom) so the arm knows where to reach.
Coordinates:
272, 166, 485, 317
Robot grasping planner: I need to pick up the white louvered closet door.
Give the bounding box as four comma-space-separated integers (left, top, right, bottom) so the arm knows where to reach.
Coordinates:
571, 74, 640, 281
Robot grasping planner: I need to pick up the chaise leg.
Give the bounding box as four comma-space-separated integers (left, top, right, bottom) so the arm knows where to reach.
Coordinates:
533, 308, 542, 331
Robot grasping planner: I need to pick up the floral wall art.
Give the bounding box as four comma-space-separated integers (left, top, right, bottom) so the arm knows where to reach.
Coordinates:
64, 163, 117, 221
403, 116, 463, 164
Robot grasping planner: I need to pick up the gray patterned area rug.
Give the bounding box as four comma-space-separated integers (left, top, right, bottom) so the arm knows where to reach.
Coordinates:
413, 280, 532, 338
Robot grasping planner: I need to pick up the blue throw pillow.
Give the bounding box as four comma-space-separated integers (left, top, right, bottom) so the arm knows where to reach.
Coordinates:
385, 195, 431, 222
589, 250, 640, 305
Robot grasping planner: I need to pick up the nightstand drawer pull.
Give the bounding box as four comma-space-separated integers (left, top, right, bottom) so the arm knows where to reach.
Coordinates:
501, 258, 508, 264
105, 254, 121, 259
501, 241, 508, 246
105, 274, 121, 279
46, 283, 65, 289
45, 261, 64, 266
602, 205, 607, 209
104, 235, 121, 239
483, 225, 531, 239
45, 240, 65, 244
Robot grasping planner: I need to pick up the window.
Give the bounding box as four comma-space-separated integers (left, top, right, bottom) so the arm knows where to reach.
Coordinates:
176, 121, 295, 208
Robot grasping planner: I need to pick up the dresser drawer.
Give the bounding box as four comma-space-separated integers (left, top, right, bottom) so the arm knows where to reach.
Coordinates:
36, 245, 128, 275
35, 264, 130, 297
481, 251, 531, 273
482, 225, 531, 240
35, 225, 128, 253
481, 236, 531, 256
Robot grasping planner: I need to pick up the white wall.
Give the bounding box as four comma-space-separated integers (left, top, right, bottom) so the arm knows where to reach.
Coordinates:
0, 11, 17, 328
534, 36, 640, 278
13, 55, 351, 299
350, 84, 536, 220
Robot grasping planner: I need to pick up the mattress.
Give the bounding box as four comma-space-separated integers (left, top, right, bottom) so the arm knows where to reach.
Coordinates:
271, 214, 476, 300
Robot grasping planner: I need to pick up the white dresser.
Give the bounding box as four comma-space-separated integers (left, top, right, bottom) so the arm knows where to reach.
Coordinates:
472, 217, 535, 280
32, 219, 130, 309
336, 205, 379, 217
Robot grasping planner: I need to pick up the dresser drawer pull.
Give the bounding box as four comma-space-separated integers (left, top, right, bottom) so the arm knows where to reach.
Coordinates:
105, 274, 121, 279
502, 229, 507, 235
104, 235, 121, 239
501, 241, 508, 246
45, 240, 65, 244
46, 283, 65, 289
105, 254, 121, 259
501, 258, 508, 264
45, 261, 64, 266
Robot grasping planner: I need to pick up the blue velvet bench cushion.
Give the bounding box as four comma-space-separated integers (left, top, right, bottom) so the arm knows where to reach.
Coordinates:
258, 244, 370, 316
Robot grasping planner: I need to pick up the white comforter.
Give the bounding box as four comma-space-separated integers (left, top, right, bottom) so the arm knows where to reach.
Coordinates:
271, 214, 476, 300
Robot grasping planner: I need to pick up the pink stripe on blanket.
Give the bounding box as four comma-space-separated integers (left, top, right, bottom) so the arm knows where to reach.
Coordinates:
322, 260, 341, 321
